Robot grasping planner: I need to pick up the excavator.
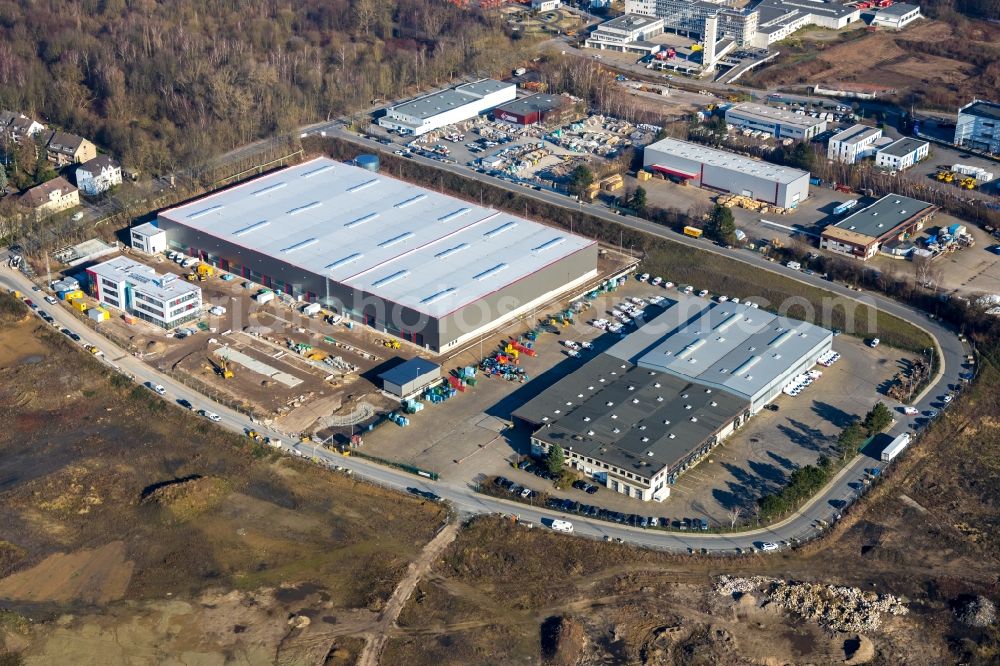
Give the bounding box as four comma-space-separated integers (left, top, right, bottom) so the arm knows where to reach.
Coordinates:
207, 356, 234, 379
382, 338, 401, 349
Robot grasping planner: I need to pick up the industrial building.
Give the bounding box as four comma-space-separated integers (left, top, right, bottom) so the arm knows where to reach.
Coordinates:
875, 138, 929, 171
87, 256, 203, 328
584, 14, 665, 54
954, 99, 1000, 155
643, 137, 810, 208
129, 222, 167, 255
377, 80, 516, 136
725, 103, 827, 140
515, 353, 750, 502
870, 2, 922, 29
820, 193, 936, 260
379, 358, 442, 398
513, 296, 832, 501
827, 124, 883, 164
155, 157, 598, 353
492, 93, 577, 127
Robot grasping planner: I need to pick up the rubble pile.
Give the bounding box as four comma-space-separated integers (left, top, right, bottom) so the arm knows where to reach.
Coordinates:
714, 575, 776, 596
770, 581, 908, 633
714, 576, 908, 633
956, 596, 997, 628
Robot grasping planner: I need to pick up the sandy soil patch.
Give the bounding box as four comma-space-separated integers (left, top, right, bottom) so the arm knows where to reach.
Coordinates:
0, 541, 133, 604
0, 320, 50, 369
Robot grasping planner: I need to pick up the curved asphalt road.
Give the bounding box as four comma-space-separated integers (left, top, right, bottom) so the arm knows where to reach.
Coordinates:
1, 152, 970, 552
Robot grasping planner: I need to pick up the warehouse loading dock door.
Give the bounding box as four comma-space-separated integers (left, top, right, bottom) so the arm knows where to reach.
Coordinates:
741, 189, 753, 197
649, 164, 697, 180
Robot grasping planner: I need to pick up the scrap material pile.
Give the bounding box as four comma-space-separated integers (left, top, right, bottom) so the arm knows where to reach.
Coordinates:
717, 193, 789, 215
886, 359, 930, 402
715, 576, 908, 633
290, 339, 358, 374
548, 115, 659, 157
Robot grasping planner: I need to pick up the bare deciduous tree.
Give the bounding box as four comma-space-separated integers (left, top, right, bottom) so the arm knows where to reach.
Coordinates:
727, 506, 744, 529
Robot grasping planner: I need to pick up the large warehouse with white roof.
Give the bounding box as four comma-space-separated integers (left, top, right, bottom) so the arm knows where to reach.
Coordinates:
606, 297, 832, 412
154, 157, 598, 353
643, 137, 810, 209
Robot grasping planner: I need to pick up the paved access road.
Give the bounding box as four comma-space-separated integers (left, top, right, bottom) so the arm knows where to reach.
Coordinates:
0, 170, 969, 553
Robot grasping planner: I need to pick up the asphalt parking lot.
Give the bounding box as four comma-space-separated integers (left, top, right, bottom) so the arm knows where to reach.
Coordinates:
362, 279, 654, 480
664, 336, 909, 524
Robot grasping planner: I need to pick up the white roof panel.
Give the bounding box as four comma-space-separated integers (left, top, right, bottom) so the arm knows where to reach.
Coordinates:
159, 157, 595, 317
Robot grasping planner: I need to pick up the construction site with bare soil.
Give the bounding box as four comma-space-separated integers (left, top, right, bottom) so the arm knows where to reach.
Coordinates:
0, 296, 448, 664
743, 19, 1000, 111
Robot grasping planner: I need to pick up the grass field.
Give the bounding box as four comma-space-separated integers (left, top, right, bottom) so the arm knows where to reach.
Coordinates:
640, 244, 936, 353
0, 293, 446, 662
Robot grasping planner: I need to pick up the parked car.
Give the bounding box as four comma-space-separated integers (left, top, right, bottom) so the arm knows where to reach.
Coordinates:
44, 295, 57, 305
760, 542, 779, 552
145, 382, 166, 396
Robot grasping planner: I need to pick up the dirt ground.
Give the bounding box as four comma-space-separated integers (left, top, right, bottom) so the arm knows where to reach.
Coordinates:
0, 305, 446, 664
745, 20, 1000, 109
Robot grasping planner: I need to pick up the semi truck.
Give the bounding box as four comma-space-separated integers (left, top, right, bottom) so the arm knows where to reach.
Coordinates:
881, 432, 911, 462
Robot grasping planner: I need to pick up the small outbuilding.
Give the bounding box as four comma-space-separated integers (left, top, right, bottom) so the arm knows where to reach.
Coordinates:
379, 358, 441, 398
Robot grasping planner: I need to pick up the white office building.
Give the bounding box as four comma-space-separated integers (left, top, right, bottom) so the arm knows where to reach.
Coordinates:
752, 0, 860, 46
532, 0, 561, 9
627, 0, 758, 45
725, 103, 827, 140
954, 99, 1000, 155
129, 222, 168, 255
585, 14, 666, 54
875, 137, 929, 171
827, 124, 883, 164
378, 80, 516, 136
871, 3, 921, 28
87, 256, 202, 328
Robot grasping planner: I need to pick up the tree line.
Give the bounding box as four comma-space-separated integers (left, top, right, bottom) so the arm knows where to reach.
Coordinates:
0, 0, 533, 175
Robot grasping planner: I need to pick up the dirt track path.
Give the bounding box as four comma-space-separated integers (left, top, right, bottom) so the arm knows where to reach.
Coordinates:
356, 520, 459, 666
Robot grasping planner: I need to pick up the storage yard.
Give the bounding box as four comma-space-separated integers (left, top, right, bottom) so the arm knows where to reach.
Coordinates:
42, 231, 634, 439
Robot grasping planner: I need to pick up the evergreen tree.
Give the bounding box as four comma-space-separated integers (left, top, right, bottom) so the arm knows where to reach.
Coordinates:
863, 401, 893, 435
632, 186, 647, 215
706, 204, 736, 245
568, 165, 594, 197
546, 444, 565, 475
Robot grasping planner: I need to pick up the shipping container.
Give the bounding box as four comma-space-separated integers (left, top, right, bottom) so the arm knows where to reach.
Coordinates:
833, 200, 858, 215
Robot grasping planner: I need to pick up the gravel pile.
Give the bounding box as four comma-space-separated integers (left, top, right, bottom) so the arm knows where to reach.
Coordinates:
715, 576, 908, 633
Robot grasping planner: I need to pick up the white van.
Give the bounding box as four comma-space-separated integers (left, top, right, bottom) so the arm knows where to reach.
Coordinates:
869, 338, 880, 348
786, 261, 801, 271
549, 519, 574, 533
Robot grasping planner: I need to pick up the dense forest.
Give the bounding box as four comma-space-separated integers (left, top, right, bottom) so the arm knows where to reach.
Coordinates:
920, 0, 1000, 19
0, 0, 530, 172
